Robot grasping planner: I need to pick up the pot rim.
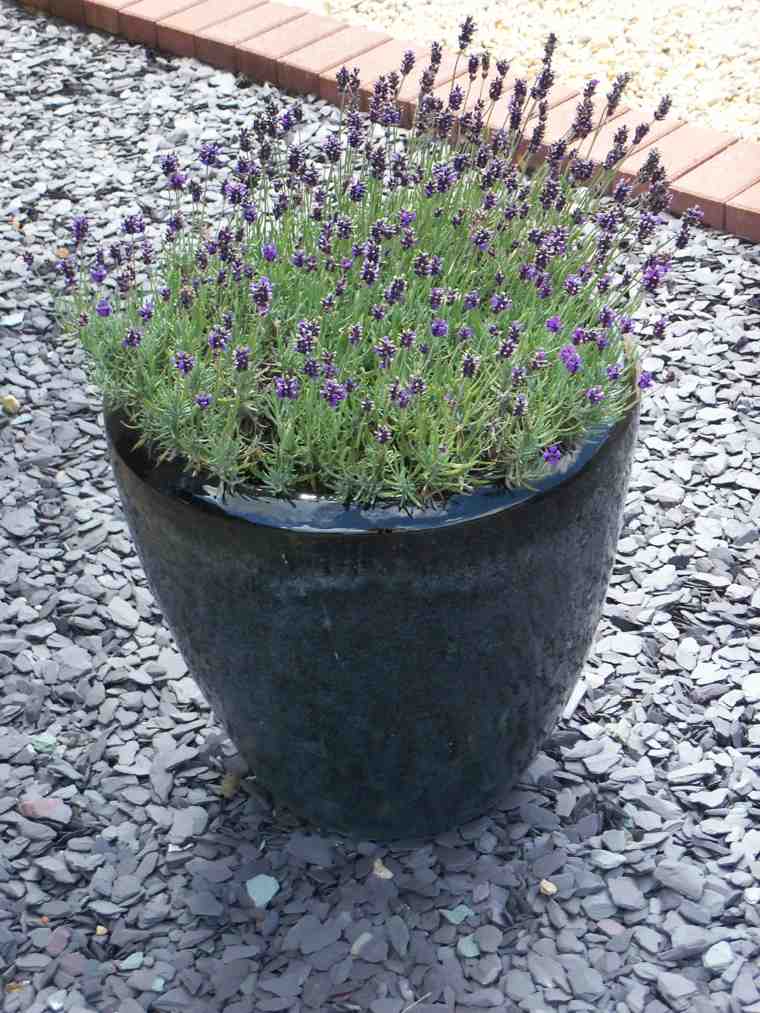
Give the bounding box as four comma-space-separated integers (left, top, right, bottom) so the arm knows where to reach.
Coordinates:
105, 403, 638, 535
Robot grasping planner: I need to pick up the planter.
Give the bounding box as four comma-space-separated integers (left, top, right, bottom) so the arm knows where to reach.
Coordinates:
105, 403, 639, 841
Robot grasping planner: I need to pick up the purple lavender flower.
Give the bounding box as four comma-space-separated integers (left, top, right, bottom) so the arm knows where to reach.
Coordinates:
348, 323, 363, 345
138, 300, 154, 322
456, 325, 473, 342
545, 315, 562, 333
463, 290, 481, 310
559, 345, 582, 374
321, 351, 338, 378
470, 228, 492, 252
447, 83, 464, 111
462, 351, 481, 378
400, 50, 415, 75
295, 318, 320, 354
95, 298, 112, 318
409, 375, 426, 395
195, 393, 212, 409
638, 371, 654, 389
233, 345, 251, 371
606, 363, 623, 380
71, 215, 89, 245
512, 393, 528, 417
199, 142, 222, 167
121, 328, 142, 349
261, 242, 278, 262
564, 275, 581, 295
361, 260, 379, 285
373, 336, 397, 369
159, 153, 179, 177
499, 338, 517, 359
159, 286, 171, 302
303, 358, 319, 378
374, 425, 393, 444
394, 387, 413, 409
511, 366, 527, 385
585, 385, 605, 404
606, 72, 631, 115
90, 264, 107, 284
250, 275, 273, 316
490, 293, 511, 313
322, 133, 342, 164
348, 179, 366, 202
22, 251, 34, 269
654, 95, 672, 120
400, 328, 416, 348
399, 208, 416, 227
242, 201, 258, 223
653, 317, 667, 338
207, 327, 228, 353
275, 375, 301, 400
361, 397, 375, 413
431, 318, 449, 338
168, 172, 188, 191
644, 248, 673, 283
542, 444, 562, 465
530, 348, 548, 370
385, 277, 406, 304
121, 214, 145, 235
174, 351, 195, 374
598, 305, 616, 328
457, 14, 476, 50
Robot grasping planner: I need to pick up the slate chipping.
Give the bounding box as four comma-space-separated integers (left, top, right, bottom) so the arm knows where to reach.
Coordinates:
1, 1, 760, 1010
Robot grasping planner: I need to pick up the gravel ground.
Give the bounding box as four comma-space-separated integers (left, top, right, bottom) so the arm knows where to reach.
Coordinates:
305, 0, 760, 142
2, 3, 760, 1012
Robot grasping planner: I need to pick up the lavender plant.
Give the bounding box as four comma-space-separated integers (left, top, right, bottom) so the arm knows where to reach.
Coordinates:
41, 21, 702, 509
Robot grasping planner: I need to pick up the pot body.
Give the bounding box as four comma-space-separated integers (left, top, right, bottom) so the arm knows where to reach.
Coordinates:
106, 407, 638, 841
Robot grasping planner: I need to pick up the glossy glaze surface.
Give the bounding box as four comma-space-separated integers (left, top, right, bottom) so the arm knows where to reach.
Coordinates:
106, 406, 639, 840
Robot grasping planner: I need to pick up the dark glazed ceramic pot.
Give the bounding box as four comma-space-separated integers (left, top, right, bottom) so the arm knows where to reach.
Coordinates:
105, 403, 639, 841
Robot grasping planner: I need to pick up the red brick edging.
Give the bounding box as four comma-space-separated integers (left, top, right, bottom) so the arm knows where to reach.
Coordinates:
21, 0, 760, 242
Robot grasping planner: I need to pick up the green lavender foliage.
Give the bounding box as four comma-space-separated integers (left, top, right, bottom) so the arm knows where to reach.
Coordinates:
49, 22, 701, 509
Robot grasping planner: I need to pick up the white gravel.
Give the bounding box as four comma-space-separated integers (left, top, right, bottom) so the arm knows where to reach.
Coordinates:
306, 0, 760, 141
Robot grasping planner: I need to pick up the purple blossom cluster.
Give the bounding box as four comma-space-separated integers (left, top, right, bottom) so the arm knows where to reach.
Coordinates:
48, 16, 697, 509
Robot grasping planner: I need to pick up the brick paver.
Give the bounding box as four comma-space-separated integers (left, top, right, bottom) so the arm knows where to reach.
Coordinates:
83, 0, 143, 35
156, 0, 272, 58
617, 124, 738, 189
670, 141, 760, 229
725, 181, 760, 242
236, 13, 343, 84
194, 2, 306, 72
120, 0, 206, 47
276, 25, 391, 97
